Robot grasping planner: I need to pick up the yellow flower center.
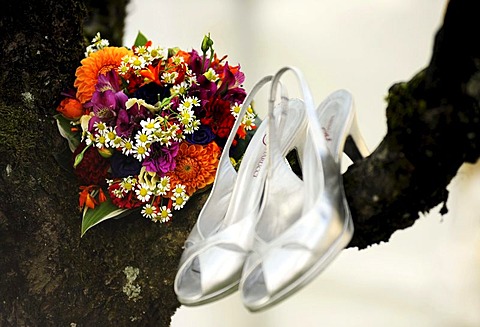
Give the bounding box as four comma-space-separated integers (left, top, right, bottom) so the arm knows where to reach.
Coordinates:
139, 134, 148, 143
161, 210, 169, 218
175, 197, 184, 205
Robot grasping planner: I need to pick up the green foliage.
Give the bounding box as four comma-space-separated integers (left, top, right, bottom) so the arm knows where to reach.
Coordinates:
81, 197, 129, 237
54, 114, 81, 151
133, 31, 148, 47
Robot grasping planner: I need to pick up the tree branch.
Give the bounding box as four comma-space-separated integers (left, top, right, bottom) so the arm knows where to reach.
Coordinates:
0, 0, 478, 326
345, 0, 480, 249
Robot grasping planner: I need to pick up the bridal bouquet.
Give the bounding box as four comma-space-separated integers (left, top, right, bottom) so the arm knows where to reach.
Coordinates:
55, 32, 255, 236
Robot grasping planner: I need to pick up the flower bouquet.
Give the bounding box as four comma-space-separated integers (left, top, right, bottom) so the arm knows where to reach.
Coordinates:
55, 32, 256, 236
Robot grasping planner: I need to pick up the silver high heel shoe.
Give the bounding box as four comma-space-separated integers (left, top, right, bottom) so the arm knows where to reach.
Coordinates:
240, 66, 369, 312
174, 75, 307, 305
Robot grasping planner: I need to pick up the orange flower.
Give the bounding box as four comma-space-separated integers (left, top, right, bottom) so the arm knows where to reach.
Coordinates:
140, 63, 164, 85
79, 185, 107, 210
74, 47, 132, 103
175, 50, 191, 64
56, 97, 84, 120
166, 142, 221, 196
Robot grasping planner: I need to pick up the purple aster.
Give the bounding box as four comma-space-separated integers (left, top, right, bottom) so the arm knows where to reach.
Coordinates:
142, 142, 180, 175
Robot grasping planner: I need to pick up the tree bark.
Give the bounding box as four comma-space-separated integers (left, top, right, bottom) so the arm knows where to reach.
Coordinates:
345, 0, 480, 248
0, 0, 478, 326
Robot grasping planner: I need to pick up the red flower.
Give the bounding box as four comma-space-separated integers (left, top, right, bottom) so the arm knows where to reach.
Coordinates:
202, 97, 235, 139
73, 144, 110, 186
107, 181, 143, 209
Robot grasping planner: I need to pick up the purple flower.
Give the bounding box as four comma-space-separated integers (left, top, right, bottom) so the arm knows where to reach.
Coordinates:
115, 109, 133, 138
90, 89, 117, 121
142, 142, 180, 175
86, 70, 128, 123
110, 151, 142, 178
114, 101, 154, 138
222, 87, 246, 105
189, 76, 217, 109
186, 125, 216, 145
188, 49, 209, 75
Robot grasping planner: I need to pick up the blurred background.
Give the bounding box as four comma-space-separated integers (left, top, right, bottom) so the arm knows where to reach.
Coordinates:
124, 1, 480, 326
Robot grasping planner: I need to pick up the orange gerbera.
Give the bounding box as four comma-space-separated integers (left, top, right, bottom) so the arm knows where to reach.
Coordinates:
74, 47, 132, 103
167, 142, 221, 196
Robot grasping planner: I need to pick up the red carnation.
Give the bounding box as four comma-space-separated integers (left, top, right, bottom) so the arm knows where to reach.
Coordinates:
73, 144, 110, 186
202, 98, 235, 139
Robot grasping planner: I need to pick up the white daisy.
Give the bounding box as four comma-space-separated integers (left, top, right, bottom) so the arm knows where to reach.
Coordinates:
120, 177, 136, 193
121, 138, 134, 155
171, 81, 189, 96
155, 176, 171, 195
171, 194, 189, 210
162, 71, 179, 84
140, 118, 160, 135
154, 206, 172, 223
141, 204, 158, 220
172, 184, 186, 197
230, 102, 242, 118
93, 121, 107, 134
179, 108, 194, 126
129, 55, 146, 70
94, 134, 108, 148
135, 130, 152, 145
132, 144, 150, 161
242, 114, 256, 131
147, 45, 166, 60
171, 55, 184, 65
117, 62, 130, 76
135, 183, 152, 202
83, 131, 96, 146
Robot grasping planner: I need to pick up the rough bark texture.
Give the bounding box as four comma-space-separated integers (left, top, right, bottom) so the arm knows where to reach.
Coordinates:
345, 0, 480, 248
0, 0, 478, 326
0, 0, 193, 326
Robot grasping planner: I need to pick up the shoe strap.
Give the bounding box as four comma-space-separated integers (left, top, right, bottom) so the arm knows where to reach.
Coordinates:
220, 75, 289, 165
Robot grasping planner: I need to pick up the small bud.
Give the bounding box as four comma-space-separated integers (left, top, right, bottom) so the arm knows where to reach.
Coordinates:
97, 147, 114, 158
201, 33, 214, 53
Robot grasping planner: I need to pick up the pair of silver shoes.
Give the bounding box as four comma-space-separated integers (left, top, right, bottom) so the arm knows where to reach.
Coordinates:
174, 66, 369, 312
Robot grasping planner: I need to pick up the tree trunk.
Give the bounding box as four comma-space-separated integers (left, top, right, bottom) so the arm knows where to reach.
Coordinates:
0, 0, 478, 326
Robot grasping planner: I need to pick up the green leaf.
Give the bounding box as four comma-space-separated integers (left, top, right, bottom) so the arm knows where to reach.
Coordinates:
81, 197, 130, 237
54, 114, 81, 152
168, 47, 180, 57
134, 31, 148, 47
